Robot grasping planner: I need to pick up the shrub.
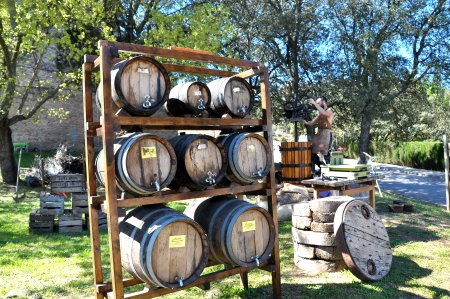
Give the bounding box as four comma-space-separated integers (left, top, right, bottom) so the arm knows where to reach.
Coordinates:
343, 140, 445, 171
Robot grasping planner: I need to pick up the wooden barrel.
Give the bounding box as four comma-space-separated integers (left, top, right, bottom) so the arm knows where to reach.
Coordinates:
207, 77, 254, 118
280, 142, 312, 182
218, 133, 272, 185
120, 205, 209, 288
184, 196, 276, 267
96, 56, 170, 116
169, 134, 227, 190
95, 133, 177, 195
165, 81, 211, 116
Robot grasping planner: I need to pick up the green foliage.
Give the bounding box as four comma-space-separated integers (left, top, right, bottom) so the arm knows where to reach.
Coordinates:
345, 140, 445, 171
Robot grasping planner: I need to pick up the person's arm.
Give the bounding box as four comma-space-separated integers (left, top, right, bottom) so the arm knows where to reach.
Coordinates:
308, 98, 333, 116
303, 115, 319, 126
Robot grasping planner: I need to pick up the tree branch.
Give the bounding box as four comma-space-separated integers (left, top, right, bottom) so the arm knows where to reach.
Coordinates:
0, 18, 12, 73
18, 52, 45, 112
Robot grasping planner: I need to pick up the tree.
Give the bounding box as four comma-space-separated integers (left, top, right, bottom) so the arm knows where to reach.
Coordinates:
223, 0, 328, 127
325, 0, 450, 162
0, 0, 109, 183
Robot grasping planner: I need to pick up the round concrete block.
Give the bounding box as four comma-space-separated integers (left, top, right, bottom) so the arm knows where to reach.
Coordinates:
292, 215, 312, 230
309, 196, 353, 214
312, 212, 335, 223
293, 242, 315, 259
294, 256, 345, 273
311, 221, 334, 233
315, 246, 342, 261
292, 227, 335, 246
292, 202, 311, 217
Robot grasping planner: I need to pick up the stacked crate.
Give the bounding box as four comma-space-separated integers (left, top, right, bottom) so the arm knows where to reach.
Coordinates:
29, 174, 90, 233
291, 196, 352, 273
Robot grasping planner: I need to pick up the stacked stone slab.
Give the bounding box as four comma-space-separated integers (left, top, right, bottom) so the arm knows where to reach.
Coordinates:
291, 196, 353, 273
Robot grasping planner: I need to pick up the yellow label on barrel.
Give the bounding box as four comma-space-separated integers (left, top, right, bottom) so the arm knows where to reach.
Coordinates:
169, 235, 186, 248
242, 220, 256, 232
141, 147, 157, 159
247, 145, 256, 152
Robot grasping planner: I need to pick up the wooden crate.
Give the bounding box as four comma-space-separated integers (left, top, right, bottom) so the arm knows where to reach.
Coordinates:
29, 210, 55, 233
50, 174, 85, 193
40, 193, 64, 215
58, 211, 83, 233
72, 192, 88, 215
86, 211, 108, 230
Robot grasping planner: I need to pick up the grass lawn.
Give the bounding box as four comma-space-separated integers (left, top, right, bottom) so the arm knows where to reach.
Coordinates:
0, 181, 449, 299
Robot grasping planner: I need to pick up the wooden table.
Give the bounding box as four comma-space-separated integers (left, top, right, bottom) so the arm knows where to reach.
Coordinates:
301, 175, 384, 208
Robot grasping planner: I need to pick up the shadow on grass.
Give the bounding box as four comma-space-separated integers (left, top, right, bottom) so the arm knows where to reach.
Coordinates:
386, 224, 441, 246
233, 255, 447, 299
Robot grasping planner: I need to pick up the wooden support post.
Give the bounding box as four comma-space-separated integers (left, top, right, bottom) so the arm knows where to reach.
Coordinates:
240, 272, 249, 290
99, 42, 124, 299
83, 61, 104, 299
444, 135, 450, 212
260, 66, 282, 299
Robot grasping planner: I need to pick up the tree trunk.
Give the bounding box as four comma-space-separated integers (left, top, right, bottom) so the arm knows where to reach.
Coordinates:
358, 113, 372, 164
0, 123, 17, 184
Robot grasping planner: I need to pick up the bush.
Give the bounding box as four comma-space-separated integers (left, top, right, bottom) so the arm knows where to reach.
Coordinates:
343, 140, 445, 171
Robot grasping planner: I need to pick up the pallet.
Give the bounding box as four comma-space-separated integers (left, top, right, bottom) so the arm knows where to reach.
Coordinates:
29, 210, 55, 233
58, 211, 83, 233
50, 174, 85, 193
72, 192, 88, 215
40, 193, 65, 215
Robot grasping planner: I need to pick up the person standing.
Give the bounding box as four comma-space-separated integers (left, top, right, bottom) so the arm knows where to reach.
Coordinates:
303, 96, 334, 172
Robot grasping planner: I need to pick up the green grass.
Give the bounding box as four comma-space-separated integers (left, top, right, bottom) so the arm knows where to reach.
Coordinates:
0, 181, 449, 299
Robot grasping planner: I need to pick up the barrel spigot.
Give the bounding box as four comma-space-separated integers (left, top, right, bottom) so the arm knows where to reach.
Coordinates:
238, 105, 248, 116
205, 171, 216, 185
252, 168, 263, 178
197, 97, 206, 110
175, 276, 184, 287
151, 174, 160, 191
251, 256, 260, 266
142, 95, 153, 109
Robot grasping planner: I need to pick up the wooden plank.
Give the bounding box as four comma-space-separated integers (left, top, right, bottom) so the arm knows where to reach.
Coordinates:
444, 135, 450, 212
115, 183, 268, 208
259, 66, 281, 299
83, 61, 104, 299
340, 185, 375, 197
163, 63, 237, 77
99, 42, 124, 298
99, 40, 261, 69
113, 116, 263, 128
301, 175, 384, 187
50, 174, 84, 182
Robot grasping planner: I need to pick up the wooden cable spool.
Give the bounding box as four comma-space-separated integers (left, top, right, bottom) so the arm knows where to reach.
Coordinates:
96, 56, 170, 116
169, 134, 227, 190
207, 77, 254, 118
165, 81, 211, 116
120, 205, 209, 288
218, 133, 272, 185
280, 141, 312, 182
184, 196, 276, 267
95, 133, 177, 195
334, 199, 393, 281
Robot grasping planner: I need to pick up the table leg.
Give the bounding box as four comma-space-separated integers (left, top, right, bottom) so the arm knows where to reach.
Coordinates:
369, 181, 375, 208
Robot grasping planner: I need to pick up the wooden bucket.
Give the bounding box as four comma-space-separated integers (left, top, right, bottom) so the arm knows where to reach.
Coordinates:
169, 134, 227, 190
207, 77, 254, 118
218, 133, 272, 185
96, 56, 170, 116
165, 81, 211, 116
120, 205, 209, 288
95, 133, 177, 195
184, 196, 276, 267
280, 142, 312, 183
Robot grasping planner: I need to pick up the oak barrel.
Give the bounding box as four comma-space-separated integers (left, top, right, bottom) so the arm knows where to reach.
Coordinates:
207, 77, 254, 118
218, 133, 272, 185
280, 141, 312, 182
120, 205, 209, 288
95, 133, 177, 195
184, 196, 276, 267
165, 81, 211, 116
96, 56, 170, 116
169, 134, 227, 190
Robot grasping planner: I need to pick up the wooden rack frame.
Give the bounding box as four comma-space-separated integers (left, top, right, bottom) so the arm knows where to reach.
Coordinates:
83, 40, 281, 299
